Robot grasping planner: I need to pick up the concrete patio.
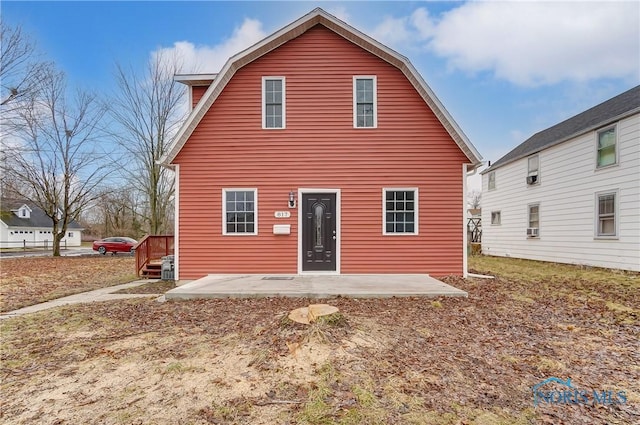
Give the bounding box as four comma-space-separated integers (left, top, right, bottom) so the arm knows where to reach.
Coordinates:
165, 274, 467, 300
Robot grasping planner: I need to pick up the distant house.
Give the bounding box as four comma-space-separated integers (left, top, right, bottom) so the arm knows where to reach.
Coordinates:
160, 8, 483, 280
481, 86, 640, 272
0, 198, 83, 248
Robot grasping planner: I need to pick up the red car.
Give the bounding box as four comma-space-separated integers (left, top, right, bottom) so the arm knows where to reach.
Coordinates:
92, 237, 138, 255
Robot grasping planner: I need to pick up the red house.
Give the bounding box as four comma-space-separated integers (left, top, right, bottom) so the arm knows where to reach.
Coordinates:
161, 8, 482, 280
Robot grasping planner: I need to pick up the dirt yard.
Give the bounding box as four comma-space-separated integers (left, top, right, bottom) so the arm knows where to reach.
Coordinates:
0, 257, 638, 424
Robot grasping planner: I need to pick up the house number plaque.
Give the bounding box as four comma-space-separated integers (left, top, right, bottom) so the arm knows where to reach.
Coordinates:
274, 211, 291, 218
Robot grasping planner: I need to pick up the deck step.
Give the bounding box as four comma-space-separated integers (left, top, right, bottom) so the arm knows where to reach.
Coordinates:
141, 261, 162, 279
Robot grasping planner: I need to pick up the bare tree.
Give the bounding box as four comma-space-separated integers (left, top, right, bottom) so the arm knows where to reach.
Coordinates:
1, 68, 111, 255
1, 21, 51, 196
109, 51, 185, 235
91, 186, 144, 238
467, 190, 482, 210
0, 21, 49, 111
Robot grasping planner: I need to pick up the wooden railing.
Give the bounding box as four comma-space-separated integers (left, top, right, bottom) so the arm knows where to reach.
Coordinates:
134, 235, 174, 277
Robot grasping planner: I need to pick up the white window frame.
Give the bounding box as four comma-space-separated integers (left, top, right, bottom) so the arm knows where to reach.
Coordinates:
353, 76, 377, 128
595, 190, 618, 239
262, 77, 285, 129
527, 203, 540, 237
222, 188, 258, 235
382, 188, 418, 235
527, 154, 540, 185
595, 124, 618, 169
491, 211, 501, 225
488, 171, 496, 191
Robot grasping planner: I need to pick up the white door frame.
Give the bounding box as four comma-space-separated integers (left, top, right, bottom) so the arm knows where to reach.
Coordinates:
297, 188, 341, 274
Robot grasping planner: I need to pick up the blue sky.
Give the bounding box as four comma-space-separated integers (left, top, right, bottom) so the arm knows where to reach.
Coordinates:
3, 1, 639, 191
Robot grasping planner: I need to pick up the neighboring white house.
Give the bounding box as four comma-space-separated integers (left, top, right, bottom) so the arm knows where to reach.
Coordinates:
0, 198, 83, 248
481, 86, 640, 272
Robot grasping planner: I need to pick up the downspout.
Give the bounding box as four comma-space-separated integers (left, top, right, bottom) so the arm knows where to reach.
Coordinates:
463, 164, 469, 278
172, 163, 179, 281
158, 161, 179, 281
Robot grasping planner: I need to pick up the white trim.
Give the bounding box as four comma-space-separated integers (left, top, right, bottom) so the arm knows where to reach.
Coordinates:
353, 75, 377, 128
594, 189, 619, 239
382, 187, 419, 235
527, 202, 540, 238
174, 164, 180, 280
462, 164, 468, 278
222, 188, 258, 236
262, 76, 286, 129
488, 171, 496, 191
297, 188, 341, 275
159, 8, 482, 167
174, 74, 218, 84
595, 123, 619, 170
527, 154, 540, 185
490, 211, 501, 225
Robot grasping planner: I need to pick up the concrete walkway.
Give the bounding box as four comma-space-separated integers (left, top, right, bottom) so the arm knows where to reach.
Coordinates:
0, 280, 160, 320
166, 274, 467, 300
1, 274, 468, 320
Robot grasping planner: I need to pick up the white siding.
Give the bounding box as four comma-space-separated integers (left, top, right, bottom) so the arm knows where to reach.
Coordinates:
0, 226, 82, 248
482, 112, 640, 271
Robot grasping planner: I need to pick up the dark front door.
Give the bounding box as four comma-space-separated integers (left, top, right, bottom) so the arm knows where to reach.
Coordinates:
302, 193, 336, 272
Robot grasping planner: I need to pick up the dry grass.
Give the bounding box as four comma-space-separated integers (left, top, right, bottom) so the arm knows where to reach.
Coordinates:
0, 256, 136, 312
0, 255, 638, 424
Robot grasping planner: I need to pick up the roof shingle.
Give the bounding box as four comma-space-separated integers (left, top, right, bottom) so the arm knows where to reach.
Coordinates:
486, 85, 640, 172
0, 198, 83, 229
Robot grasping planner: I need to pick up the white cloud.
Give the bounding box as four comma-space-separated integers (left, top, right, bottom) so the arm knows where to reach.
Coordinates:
326, 5, 350, 23
152, 18, 267, 74
371, 2, 640, 86
371, 14, 414, 46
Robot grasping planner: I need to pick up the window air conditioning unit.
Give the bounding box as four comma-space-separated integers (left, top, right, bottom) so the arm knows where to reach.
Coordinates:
526, 175, 538, 185
527, 227, 539, 237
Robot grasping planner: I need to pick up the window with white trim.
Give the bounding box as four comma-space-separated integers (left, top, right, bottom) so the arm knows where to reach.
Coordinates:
383, 188, 418, 234
262, 77, 285, 129
223, 189, 257, 235
596, 126, 616, 168
491, 211, 501, 225
488, 171, 496, 190
528, 203, 539, 235
596, 191, 617, 237
353, 76, 377, 128
527, 155, 539, 185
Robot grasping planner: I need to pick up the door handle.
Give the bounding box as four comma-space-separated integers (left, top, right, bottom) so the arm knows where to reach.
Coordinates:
332, 236, 336, 240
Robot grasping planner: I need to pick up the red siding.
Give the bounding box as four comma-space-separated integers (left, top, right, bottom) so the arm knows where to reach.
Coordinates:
192, 86, 208, 108
174, 25, 468, 278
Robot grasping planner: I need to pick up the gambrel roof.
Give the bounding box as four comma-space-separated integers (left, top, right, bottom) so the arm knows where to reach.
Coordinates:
485, 85, 640, 172
161, 7, 482, 168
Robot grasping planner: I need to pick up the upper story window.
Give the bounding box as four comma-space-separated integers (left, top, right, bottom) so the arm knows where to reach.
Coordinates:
262, 77, 285, 129
383, 188, 418, 235
353, 76, 377, 128
16, 206, 31, 219
223, 189, 258, 235
596, 126, 617, 168
596, 191, 617, 238
488, 171, 496, 191
527, 155, 539, 185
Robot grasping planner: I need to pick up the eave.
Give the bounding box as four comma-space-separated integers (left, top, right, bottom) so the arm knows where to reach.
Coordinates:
160, 8, 482, 169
